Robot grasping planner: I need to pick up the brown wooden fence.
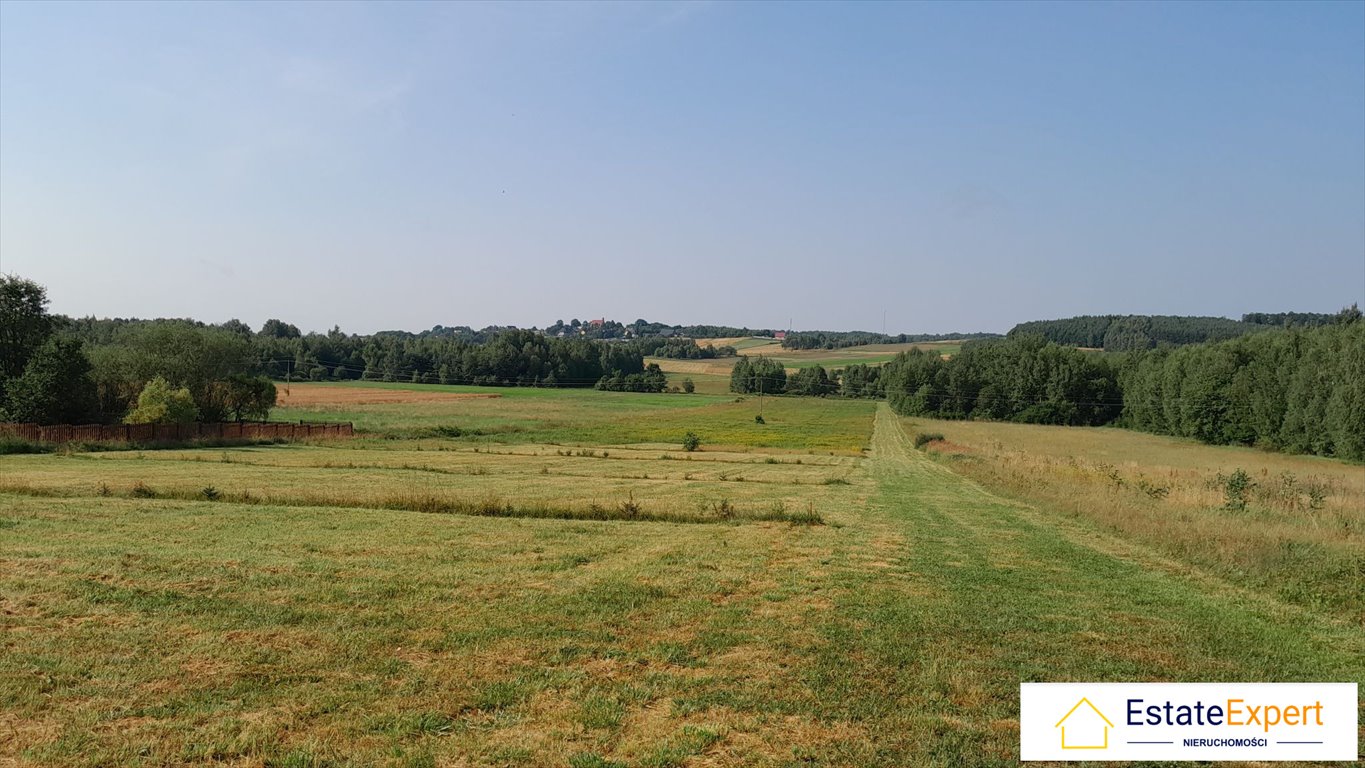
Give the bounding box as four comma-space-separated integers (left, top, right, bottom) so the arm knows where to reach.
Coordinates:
0, 421, 354, 445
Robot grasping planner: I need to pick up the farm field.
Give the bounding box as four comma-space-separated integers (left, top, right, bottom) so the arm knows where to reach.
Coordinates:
2, 385, 1362, 766
648, 339, 961, 388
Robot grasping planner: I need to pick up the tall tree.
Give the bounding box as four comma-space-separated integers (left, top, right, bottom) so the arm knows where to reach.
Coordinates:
0, 274, 54, 385
4, 336, 99, 424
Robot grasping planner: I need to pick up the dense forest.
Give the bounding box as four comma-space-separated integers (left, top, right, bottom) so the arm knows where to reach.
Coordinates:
879, 337, 1123, 426
1120, 319, 1364, 460
1007, 312, 1339, 352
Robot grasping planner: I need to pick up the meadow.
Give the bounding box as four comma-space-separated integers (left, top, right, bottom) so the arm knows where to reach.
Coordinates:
646, 338, 960, 391
2, 383, 1362, 766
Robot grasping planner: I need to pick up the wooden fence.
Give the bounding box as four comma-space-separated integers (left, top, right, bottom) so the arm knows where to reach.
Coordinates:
0, 421, 354, 445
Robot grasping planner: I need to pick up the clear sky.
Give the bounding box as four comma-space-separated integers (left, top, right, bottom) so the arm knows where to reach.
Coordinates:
2, 1, 1362, 335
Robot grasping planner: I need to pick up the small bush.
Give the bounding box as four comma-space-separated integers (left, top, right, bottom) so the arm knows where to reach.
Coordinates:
1220, 468, 1254, 512
682, 378, 695, 394
754, 414, 765, 424
200, 486, 221, 501
709, 498, 736, 520
913, 432, 945, 449
682, 432, 701, 452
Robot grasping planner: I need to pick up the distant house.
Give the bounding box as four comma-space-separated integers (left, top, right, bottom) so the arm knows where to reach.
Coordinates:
658, 328, 676, 338
588, 318, 605, 328
774, 331, 787, 340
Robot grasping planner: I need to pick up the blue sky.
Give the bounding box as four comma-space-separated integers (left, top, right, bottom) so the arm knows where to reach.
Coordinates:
1, 1, 1361, 334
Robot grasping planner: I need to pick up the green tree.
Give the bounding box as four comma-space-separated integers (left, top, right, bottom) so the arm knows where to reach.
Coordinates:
125, 376, 200, 424
0, 274, 55, 388
5, 336, 99, 424
213, 374, 277, 421
682, 378, 695, 394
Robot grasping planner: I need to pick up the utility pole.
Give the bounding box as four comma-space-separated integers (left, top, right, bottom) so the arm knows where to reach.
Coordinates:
759, 375, 764, 419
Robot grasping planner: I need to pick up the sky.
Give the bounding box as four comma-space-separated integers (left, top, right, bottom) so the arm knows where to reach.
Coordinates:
1, 1, 1362, 335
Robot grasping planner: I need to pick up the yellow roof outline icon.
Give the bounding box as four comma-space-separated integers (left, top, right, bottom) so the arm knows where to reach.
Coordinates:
1055, 697, 1115, 729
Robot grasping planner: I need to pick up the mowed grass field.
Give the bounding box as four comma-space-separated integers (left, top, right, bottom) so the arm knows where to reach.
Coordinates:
3, 383, 1362, 767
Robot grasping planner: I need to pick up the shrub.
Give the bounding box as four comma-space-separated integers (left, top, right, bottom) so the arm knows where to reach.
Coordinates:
913, 432, 945, 448
200, 486, 221, 501
1220, 468, 1254, 511
754, 414, 765, 424
709, 498, 735, 520
0, 436, 51, 455
125, 376, 199, 425
682, 378, 695, 394
682, 432, 701, 452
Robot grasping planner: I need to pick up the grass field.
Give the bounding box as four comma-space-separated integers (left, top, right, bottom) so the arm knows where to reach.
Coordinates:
906, 417, 1365, 620
3, 384, 1361, 766
648, 339, 961, 388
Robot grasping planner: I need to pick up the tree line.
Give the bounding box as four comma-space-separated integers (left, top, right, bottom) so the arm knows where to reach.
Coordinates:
642, 338, 737, 359
1007, 312, 1342, 353
1119, 317, 1363, 460
780, 330, 998, 350
1, 275, 676, 425
733, 312, 1364, 461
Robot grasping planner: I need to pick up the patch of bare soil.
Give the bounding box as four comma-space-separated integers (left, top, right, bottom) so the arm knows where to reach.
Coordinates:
276, 384, 502, 407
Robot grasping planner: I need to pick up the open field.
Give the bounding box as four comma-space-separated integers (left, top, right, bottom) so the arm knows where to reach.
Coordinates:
3, 385, 1362, 766
648, 340, 962, 388
270, 382, 875, 453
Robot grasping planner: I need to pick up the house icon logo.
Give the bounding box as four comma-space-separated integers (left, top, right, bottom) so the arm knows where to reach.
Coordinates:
1055, 697, 1114, 749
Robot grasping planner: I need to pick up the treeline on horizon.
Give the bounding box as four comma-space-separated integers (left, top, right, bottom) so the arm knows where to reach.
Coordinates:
736, 307, 1362, 461
1007, 312, 1339, 352
5, 274, 1361, 460
779, 330, 999, 350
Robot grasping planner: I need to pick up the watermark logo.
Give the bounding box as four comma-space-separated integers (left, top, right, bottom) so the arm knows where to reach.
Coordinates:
1055, 697, 1113, 750
1021, 683, 1358, 761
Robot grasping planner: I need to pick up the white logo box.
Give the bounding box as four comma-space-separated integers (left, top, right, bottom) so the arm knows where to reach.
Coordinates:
1021, 682, 1358, 761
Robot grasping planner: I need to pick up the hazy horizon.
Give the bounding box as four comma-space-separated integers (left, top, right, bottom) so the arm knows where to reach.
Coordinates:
3, 1, 1362, 335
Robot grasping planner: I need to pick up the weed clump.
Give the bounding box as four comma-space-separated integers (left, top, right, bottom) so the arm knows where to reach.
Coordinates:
129, 481, 157, 499
913, 432, 945, 449
682, 432, 701, 452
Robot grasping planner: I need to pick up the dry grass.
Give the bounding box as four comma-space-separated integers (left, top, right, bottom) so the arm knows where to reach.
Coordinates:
2, 403, 1361, 766
907, 416, 1365, 619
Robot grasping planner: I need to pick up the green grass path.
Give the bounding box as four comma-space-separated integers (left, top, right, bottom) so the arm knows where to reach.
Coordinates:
800, 405, 1363, 765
